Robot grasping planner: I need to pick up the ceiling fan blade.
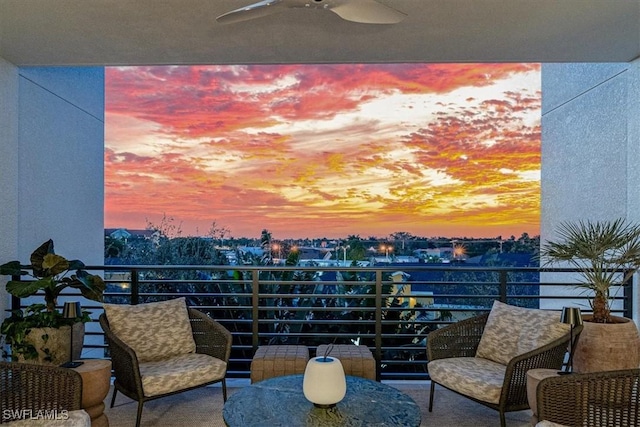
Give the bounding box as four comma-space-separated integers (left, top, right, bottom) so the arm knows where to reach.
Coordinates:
330, 0, 407, 24
216, 0, 287, 24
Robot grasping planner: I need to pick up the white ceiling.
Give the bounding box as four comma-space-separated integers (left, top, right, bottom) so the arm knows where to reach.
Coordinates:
1, 0, 639, 66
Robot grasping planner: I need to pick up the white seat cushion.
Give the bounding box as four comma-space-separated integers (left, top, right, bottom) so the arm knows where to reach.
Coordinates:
428, 356, 506, 404
139, 352, 227, 397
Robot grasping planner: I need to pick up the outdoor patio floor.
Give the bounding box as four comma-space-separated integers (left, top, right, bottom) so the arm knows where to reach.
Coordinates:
104, 379, 532, 427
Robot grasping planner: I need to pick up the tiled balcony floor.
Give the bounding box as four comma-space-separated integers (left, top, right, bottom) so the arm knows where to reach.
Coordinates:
104, 379, 532, 427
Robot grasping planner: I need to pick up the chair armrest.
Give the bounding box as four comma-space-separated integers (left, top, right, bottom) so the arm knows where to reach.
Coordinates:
500, 324, 581, 410
188, 308, 233, 363
537, 368, 640, 426
0, 361, 82, 422
427, 313, 489, 361
99, 313, 143, 398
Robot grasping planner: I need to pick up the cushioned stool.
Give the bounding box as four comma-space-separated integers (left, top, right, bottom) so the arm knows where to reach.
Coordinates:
317, 344, 376, 380
250, 345, 309, 383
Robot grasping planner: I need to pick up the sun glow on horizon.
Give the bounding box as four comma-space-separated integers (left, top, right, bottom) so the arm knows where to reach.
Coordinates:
105, 64, 541, 239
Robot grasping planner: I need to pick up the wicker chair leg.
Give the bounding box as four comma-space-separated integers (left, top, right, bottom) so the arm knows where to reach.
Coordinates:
428, 381, 435, 412
110, 388, 118, 408
135, 400, 144, 427
222, 378, 228, 402
499, 410, 506, 427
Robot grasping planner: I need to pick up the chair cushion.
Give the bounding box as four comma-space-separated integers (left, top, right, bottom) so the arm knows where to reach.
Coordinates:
139, 352, 227, 397
103, 297, 196, 363
476, 301, 568, 365
428, 357, 506, 404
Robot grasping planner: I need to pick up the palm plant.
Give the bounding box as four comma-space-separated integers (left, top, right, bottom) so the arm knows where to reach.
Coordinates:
539, 218, 640, 323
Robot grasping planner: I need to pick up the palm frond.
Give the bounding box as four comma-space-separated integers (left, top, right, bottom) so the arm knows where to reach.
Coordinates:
539, 218, 640, 322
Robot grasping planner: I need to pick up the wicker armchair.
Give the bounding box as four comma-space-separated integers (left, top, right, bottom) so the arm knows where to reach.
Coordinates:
100, 305, 232, 427
427, 302, 580, 427
537, 368, 640, 427
0, 361, 83, 424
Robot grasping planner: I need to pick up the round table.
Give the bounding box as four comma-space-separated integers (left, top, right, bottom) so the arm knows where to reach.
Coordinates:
71, 359, 112, 427
223, 374, 421, 427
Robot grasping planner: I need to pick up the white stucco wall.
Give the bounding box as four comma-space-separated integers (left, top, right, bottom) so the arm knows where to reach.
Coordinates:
541, 63, 632, 233
0, 57, 20, 324
540, 60, 640, 323
0, 62, 105, 327
17, 67, 105, 261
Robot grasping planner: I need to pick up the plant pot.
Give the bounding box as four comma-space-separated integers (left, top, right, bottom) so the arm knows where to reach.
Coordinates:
17, 322, 85, 365
573, 315, 640, 373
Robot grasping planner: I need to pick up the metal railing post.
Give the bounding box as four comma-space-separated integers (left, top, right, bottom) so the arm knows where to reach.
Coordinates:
375, 269, 382, 382
499, 270, 508, 303
623, 270, 633, 319
10, 275, 20, 311
130, 268, 139, 305
252, 269, 260, 351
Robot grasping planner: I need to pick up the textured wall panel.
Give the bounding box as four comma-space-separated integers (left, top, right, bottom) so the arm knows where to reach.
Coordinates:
542, 63, 628, 115
19, 67, 105, 120
0, 57, 19, 321
627, 60, 640, 223
17, 67, 105, 265
541, 63, 630, 241
541, 61, 640, 319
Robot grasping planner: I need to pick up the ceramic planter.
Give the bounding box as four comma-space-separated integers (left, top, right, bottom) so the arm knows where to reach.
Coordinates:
573, 315, 640, 373
17, 322, 85, 365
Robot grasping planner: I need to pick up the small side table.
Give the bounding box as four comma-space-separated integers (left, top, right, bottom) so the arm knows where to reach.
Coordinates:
526, 368, 560, 425
71, 359, 112, 427
250, 345, 309, 383
316, 344, 376, 380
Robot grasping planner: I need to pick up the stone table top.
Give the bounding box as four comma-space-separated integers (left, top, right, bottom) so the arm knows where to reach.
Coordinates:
223, 374, 421, 427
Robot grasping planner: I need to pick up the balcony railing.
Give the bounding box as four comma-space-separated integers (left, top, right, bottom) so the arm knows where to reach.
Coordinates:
9, 264, 635, 381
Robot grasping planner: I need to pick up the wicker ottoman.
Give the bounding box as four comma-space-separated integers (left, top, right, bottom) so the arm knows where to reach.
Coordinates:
317, 344, 376, 380
250, 345, 309, 383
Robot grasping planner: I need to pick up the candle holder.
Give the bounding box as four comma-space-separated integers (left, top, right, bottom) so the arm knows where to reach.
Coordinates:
559, 306, 582, 375
303, 353, 346, 408
60, 301, 84, 368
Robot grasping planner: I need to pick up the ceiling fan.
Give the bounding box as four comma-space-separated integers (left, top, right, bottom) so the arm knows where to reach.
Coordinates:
216, 0, 407, 25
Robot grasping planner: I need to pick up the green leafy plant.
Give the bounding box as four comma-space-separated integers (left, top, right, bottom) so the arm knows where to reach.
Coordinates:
0, 239, 105, 312
539, 218, 640, 323
0, 303, 90, 361
0, 239, 104, 361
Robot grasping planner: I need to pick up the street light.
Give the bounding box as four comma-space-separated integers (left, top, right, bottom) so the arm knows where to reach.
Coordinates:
341, 245, 350, 265
272, 243, 281, 260
380, 244, 393, 261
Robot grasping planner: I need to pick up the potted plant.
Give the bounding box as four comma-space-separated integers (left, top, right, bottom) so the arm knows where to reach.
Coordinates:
0, 239, 105, 364
539, 218, 640, 372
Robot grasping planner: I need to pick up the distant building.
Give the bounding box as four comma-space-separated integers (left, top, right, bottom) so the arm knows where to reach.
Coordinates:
414, 247, 454, 259
105, 228, 157, 240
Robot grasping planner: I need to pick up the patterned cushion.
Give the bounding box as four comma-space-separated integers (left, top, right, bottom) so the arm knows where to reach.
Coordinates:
476, 301, 568, 365
103, 297, 196, 363
139, 352, 227, 397
428, 357, 507, 404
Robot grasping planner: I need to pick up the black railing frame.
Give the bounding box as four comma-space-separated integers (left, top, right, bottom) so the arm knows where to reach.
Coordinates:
5, 264, 635, 381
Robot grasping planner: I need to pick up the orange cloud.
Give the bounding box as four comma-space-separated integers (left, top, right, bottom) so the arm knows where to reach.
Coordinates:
105, 64, 541, 239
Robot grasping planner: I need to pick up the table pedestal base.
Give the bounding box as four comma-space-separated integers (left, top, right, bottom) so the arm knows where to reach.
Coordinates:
527, 368, 560, 425
71, 359, 112, 427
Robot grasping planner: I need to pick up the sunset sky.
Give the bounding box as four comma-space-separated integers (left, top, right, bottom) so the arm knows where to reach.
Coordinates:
105, 64, 541, 240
